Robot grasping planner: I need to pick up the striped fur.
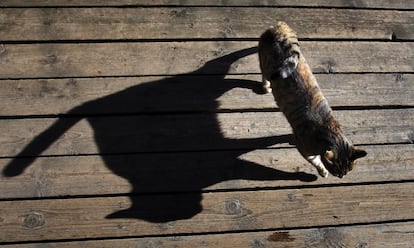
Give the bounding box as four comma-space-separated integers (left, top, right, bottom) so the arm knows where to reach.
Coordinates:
258, 22, 367, 178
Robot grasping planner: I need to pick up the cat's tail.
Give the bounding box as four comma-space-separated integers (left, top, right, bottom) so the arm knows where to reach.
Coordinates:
274, 21, 300, 54
2, 108, 84, 177
261, 21, 301, 79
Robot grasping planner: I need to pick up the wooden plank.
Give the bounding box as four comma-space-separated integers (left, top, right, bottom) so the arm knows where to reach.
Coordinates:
0, 183, 413, 242
1, 0, 412, 9
0, 42, 413, 79
1, 8, 412, 41
1, 144, 413, 199
0, 109, 412, 157
1, 73, 413, 116
4, 221, 414, 248
0, 109, 412, 158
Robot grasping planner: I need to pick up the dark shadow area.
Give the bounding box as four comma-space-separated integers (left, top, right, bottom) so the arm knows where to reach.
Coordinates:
3, 47, 317, 223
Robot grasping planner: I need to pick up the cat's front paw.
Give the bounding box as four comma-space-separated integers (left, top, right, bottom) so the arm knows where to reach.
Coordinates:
318, 168, 329, 178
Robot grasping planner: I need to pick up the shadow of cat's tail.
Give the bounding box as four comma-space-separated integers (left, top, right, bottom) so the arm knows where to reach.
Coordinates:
194, 47, 258, 75
3, 109, 84, 177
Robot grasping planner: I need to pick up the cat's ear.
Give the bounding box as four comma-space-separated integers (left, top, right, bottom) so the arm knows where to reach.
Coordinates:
324, 150, 335, 163
351, 148, 367, 161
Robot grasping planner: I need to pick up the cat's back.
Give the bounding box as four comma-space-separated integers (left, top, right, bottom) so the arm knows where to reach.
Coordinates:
258, 22, 331, 128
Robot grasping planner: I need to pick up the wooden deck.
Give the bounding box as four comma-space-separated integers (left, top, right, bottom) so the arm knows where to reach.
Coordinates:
1, 1, 413, 247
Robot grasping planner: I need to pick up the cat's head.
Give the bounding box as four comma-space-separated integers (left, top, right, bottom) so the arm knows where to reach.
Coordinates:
321, 143, 367, 178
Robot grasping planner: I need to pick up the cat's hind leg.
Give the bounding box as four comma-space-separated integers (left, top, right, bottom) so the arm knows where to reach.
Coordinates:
262, 75, 272, 93
306, 155, 329, 178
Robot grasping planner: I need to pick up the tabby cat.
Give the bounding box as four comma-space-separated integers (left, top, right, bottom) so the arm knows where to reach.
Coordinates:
258, 22, 367, 178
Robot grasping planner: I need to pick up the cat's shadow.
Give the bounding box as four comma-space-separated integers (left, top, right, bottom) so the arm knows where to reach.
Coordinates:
3, 47, 317, 223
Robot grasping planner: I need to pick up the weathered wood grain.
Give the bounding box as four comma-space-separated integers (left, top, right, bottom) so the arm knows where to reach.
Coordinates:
1, 144, 412, 199
0, 73, 412, 116
0, 183, 413, 242
1, 0, 412, 9
1, 8, 412, 41
4, 221, 414, 248
0, 109, 412, 157
0, 42, 413, 79
0, 0, 413, 247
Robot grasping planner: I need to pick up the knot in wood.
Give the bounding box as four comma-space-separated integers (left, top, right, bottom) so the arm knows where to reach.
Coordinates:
407, 131, 414, 144
322, 59, 336, 73
0, 44, 6, 57
22, 212, 45, 229
225, 199, 243, 215
170, 9, 188, 18
356, 242, 368, 248
287, 193, 296, 202
395, 73, 405, 83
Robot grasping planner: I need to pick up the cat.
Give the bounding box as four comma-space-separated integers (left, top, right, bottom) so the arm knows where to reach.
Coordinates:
258, 21, 367, 178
